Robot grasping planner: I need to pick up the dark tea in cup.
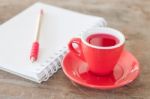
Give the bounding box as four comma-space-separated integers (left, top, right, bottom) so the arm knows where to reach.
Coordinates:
86, 33, 119, 47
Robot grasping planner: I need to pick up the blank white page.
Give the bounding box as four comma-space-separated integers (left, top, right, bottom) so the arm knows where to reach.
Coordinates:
0, 2, 106, 82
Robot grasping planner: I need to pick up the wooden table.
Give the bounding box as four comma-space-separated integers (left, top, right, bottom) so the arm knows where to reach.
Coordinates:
0, 0, 149, 99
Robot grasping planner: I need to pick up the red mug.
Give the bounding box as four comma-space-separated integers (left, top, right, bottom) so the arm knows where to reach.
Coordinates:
68, 27, 125, 75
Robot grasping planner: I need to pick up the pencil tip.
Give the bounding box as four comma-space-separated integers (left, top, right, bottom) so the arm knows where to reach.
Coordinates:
40, 9, 44, 15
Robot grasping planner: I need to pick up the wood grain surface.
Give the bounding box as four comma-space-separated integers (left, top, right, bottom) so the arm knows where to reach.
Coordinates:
0, 0, 149, 99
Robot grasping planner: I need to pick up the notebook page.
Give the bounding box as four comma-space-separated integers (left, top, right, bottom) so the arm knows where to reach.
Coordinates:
0, 2, 106, 82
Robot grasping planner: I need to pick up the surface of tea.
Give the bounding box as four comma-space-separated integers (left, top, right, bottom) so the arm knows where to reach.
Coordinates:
86, 33, 119, 47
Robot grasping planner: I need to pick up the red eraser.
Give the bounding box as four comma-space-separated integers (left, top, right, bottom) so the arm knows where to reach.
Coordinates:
30, 42, 39, 62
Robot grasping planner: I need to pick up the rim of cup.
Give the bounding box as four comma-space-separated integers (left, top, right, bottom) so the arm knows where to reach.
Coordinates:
81, 27, 125, 49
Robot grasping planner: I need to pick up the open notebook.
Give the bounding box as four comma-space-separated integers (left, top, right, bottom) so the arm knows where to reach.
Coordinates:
0, 2, 107, 83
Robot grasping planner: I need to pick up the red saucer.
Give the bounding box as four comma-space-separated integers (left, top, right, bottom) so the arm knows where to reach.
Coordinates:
62, 50, 140, 89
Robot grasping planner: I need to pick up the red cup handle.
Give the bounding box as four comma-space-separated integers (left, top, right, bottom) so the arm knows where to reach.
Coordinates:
68, 38, 84, 60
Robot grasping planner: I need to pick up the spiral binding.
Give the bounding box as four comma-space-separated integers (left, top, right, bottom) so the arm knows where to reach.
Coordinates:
38, 18, 107, 82
39, 46, 67, 81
